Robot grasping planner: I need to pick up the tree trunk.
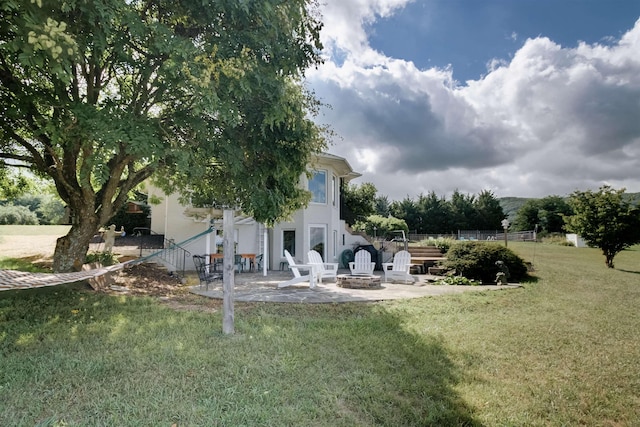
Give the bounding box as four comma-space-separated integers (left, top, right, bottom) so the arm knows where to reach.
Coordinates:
222, 208, 235, 335
53, 215, 100, 273
605, 252, 615, 268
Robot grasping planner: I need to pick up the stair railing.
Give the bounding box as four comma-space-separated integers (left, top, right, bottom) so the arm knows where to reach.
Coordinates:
131, 227, 215, 278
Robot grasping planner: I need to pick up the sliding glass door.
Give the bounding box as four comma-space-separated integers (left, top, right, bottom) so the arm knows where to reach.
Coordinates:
309, 225, 327, 260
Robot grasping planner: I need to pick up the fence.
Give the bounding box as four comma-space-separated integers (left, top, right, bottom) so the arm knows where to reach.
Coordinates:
407, 230, 537, 242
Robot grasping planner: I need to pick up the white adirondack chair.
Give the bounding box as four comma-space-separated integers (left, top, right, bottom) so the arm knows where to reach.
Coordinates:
348, 250, 375, 275
307, 250, 339, 283
382, 250, 414, 284
278, 250, 316, 289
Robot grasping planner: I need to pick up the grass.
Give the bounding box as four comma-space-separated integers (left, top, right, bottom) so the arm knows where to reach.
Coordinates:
0, 224, 71, 236
1, 240, 639, 425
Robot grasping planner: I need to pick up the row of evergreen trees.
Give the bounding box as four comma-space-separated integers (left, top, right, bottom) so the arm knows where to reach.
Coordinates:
342, 183, 579, 236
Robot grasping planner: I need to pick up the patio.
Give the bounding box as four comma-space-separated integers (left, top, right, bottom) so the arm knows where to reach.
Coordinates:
189, 269, 521, 303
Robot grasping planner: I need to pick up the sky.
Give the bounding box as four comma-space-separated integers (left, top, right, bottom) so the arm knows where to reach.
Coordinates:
305, 0, 640, 201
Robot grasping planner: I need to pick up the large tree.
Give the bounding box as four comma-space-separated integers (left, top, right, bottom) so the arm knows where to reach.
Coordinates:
416, 191, 452, 234
0, 0, 325, 271
514, 196, 573, 233
473, 189, 504, 230
342, 182, 377, 226
565, 186, 640, 268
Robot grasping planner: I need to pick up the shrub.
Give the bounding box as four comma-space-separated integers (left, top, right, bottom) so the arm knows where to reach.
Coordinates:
436, 275, 479, 286
416, 237, 453, 253
434, 237, 454, 253
11, 193, 66, 224
0, 204, 39, 225
352, 214, 408, 240
85, 251, 119, 266
543, 234, 575, 246
443, 241, 528, 283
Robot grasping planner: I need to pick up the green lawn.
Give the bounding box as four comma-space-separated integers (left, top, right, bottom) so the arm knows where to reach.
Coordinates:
1, 243, 639, 426
0, 224, 71, 236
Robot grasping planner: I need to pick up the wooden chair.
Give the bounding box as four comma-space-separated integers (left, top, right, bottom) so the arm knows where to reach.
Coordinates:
278, 250, 316, 288
349, 250, 376, 275
193, 255, 222, 290
307, 250, 339, 283
382, 250, 414, 284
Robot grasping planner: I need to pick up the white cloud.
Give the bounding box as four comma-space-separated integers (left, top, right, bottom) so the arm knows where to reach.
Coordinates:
309, 4, 640, 199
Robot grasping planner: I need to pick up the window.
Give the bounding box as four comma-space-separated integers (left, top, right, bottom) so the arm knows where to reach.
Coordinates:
309, 170, 327, 204
332, 175, 336, 206
283, 230, 296, 257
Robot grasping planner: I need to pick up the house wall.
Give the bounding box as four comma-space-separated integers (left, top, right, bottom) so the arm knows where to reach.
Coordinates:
269, 163, 351, 269
147, 188, 260, 269
147, 152, 363, 271
566, 233, 588, 248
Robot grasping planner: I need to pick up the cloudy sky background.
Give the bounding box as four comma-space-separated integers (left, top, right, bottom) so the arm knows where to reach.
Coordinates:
306, 0, 640, 201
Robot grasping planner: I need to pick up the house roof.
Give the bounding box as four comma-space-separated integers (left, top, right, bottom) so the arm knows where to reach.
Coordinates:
314, 152, 362, 181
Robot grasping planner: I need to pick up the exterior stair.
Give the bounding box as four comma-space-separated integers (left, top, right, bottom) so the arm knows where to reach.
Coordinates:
407, 246, 447, 274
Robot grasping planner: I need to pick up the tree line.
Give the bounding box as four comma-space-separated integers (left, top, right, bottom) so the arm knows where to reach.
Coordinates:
343, 183, 640, 246
344, 184, 510, 236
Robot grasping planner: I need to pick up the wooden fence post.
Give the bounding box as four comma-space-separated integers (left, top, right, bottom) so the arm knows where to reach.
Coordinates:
222, 208, 235, 335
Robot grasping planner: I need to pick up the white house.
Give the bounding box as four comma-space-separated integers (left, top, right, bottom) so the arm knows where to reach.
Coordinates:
146, 152, 370, 271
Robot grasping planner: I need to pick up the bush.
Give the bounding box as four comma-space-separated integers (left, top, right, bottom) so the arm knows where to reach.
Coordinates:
434, 237, 454, 253
85, 251, 119, 266
416, 237, 454, 253
443, 241, 528, 283
436, 275, 479, 286
352, 214, 408, 240
542, 234, 574, 246
0, 204, 39, 225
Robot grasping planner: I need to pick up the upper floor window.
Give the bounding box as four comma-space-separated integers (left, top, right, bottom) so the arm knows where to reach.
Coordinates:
332, 175, 337, 206
309, 170, 327, 204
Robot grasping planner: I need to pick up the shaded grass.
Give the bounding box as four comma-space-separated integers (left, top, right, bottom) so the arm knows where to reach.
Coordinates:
0, 256, 51, 273
1, 242, 639, 425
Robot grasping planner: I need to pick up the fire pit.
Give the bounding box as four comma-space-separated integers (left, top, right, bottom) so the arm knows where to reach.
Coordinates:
336, 274, 382, 289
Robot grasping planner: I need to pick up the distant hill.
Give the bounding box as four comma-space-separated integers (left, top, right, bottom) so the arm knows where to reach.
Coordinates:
625, 192, 640, 205
498, 197, 531, 221
499, 192, 640, 220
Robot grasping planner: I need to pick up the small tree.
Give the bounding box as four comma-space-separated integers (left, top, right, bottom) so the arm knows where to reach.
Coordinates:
565, 186, 640, 268
353, 214, 408, 240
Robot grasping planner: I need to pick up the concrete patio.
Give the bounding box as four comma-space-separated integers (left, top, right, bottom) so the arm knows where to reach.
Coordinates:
189, 269, 521, 303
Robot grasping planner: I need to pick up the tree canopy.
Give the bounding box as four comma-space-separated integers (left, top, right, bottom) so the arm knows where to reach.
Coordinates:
513, 196, 573, 233
342, 182, 377, 226
389, 190, 505, 234
565, 186, 640, 268
0, 0, 326, 271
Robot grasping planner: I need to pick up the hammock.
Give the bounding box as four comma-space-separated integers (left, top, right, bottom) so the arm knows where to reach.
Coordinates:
0, 227, 216, 291
0, 263, 130, 291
